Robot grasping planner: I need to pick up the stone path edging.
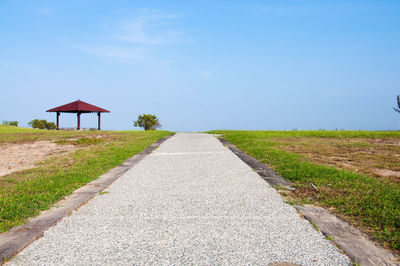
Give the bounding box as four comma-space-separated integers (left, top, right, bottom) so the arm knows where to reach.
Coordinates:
295, 205, 399, 266
0, 133, 175, 263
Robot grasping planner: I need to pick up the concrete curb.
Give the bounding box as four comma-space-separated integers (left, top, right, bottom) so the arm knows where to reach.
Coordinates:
295, 205, 399, 266
0, 133, 175, 263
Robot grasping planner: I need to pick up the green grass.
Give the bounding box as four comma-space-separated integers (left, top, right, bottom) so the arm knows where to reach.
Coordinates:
209, 130, 400, 251
0, 125, 38, 134
0, 128, 171, 232
213, 130, 400, 139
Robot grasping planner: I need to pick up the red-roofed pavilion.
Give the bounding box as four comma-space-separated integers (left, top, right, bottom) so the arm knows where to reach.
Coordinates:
47, 100, 110, 130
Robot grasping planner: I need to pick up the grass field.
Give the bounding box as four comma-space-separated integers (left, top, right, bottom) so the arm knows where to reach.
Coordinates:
209, 130, 400, 251
0, 125, 171, 232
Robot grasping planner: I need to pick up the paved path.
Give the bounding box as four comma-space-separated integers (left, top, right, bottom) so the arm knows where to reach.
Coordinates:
9, 133, 349, 265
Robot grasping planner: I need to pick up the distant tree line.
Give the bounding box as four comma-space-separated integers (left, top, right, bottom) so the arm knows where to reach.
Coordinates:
3, 120, 18, 127
2, 120, 18, 127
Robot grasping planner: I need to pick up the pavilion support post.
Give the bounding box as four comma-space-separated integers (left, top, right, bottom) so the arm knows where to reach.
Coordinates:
97, 112, 101, 130
77, 112, 81, 130
56, 112, 60, 130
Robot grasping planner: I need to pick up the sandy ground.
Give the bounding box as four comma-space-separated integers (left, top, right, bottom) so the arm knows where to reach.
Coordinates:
0, 141, 75, 177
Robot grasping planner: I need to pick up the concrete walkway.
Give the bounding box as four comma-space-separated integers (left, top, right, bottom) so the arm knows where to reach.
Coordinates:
9, 133, 349, 265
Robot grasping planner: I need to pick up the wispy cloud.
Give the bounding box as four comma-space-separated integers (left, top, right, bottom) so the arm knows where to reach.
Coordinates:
262, 5, 312, 15
77, 9, 182, 63
0, 62, 42, 73
115, 10, 181, 44
198, 71, 212, 80
260, 2, 377, 15
76, 45, 149, 63
34, 7, 51, 15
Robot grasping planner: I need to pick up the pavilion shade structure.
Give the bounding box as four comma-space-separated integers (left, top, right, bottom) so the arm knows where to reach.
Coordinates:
47, 100, 110, 130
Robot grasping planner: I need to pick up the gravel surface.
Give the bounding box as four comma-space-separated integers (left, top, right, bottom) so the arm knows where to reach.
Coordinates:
8, 133, 350, 265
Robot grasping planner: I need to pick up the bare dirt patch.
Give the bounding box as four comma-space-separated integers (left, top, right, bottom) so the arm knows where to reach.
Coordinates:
374, 169, 400, 178
0, 141, 75, 177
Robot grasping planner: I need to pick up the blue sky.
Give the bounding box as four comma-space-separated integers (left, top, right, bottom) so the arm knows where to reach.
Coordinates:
1, 0, 400, 131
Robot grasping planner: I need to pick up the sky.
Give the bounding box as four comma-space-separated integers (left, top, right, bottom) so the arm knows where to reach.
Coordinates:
1, 0, 400, 131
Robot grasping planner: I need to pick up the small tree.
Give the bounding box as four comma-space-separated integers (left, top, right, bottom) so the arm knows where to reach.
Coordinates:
133, 114, 161, 131
394, 95, 400, 113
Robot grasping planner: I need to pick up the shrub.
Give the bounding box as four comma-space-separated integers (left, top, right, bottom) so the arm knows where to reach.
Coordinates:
133, 114, 161, 131
28, 119, 56, 130
45, 122, 57, 130
2, 120, 18, 127
28, 119, 47, 129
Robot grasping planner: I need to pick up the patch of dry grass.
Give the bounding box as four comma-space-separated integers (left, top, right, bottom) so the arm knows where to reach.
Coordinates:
270, 137, 400, 183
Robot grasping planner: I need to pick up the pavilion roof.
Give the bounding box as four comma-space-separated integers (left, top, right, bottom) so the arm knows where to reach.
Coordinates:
47, 100, 110, 113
